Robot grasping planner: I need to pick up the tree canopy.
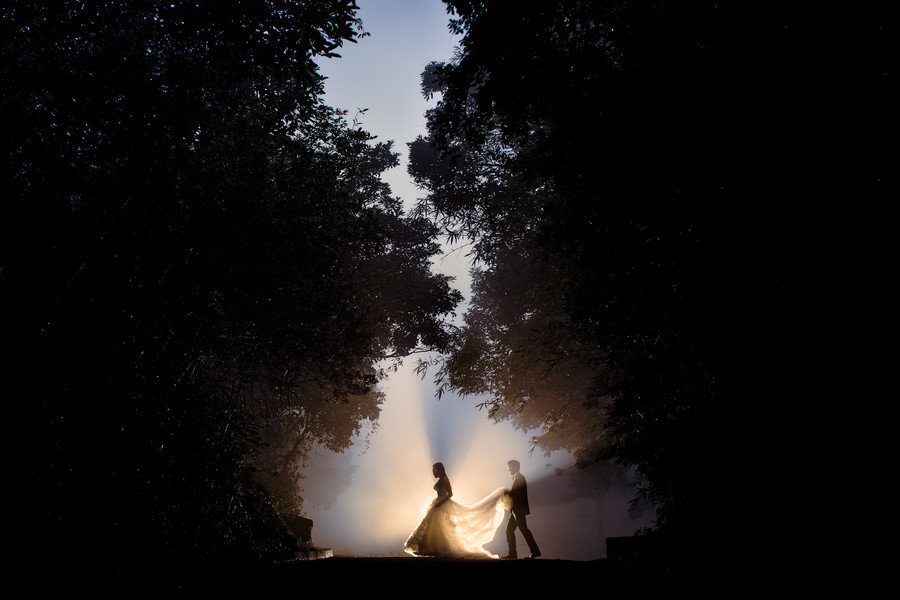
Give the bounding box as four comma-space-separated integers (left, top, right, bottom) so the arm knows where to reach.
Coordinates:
1, 0, 886, 576
411, 0, 887, 570
2, 0, 461, 562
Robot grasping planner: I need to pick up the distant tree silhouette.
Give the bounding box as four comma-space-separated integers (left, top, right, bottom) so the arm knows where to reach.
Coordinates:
411, 0, 887, 572
1, 1, 461, 563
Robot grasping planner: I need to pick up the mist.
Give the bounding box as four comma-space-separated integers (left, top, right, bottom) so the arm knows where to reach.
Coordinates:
300, 360, 655, 560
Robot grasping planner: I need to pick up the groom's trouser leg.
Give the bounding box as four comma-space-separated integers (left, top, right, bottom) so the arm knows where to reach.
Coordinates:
506, 513, 518, 555
515, 511, 540, 555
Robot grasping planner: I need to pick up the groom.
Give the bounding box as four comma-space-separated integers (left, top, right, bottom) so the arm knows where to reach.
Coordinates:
502, 459, 541, 559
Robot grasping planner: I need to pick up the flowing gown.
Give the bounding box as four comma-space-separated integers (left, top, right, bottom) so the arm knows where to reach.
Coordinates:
404, 486, 512, 558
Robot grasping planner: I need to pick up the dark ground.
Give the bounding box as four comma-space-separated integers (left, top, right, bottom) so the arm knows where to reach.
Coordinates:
35, 552, 758, 596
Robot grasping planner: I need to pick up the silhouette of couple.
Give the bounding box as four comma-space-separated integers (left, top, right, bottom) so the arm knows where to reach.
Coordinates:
404, 460, 541, 560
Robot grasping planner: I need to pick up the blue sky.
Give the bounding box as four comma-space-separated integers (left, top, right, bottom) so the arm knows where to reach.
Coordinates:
317, 0, 460, 209
316, 0, 474, 301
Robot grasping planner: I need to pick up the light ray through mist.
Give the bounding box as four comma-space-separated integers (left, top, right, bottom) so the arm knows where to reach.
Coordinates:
300, 359, 654, 559
300, 359, 538, 556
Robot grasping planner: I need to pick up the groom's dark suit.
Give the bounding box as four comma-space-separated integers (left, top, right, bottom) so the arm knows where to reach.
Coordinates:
506, 471, 540, 558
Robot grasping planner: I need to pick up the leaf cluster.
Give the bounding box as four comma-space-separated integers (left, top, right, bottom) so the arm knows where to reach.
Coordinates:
413, 0, 886, 561
2, 1, 460, 561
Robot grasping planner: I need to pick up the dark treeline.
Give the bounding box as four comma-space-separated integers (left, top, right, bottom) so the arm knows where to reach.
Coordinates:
2, 1, 462, 566
1, 0, 887, 582
410, 0, 887, 576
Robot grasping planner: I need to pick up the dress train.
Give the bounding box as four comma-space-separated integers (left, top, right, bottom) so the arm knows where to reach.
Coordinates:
404, 487, 512, 558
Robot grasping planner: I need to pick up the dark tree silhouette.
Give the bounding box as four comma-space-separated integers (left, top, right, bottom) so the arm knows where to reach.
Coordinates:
1, 1, 461, 565
411, 0, 887, 574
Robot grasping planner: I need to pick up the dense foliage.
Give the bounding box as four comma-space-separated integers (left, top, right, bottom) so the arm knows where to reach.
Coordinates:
412, 0, 886, 568
2, 1, 461, 561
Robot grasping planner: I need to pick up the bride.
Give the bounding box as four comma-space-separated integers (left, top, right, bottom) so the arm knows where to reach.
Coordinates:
404, 462, 512, 558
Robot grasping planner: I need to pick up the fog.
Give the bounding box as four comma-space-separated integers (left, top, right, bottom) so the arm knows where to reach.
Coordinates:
300, 361, 655, 560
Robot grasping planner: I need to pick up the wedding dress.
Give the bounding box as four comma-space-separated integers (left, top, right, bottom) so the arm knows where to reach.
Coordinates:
404, 487, 512, 558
